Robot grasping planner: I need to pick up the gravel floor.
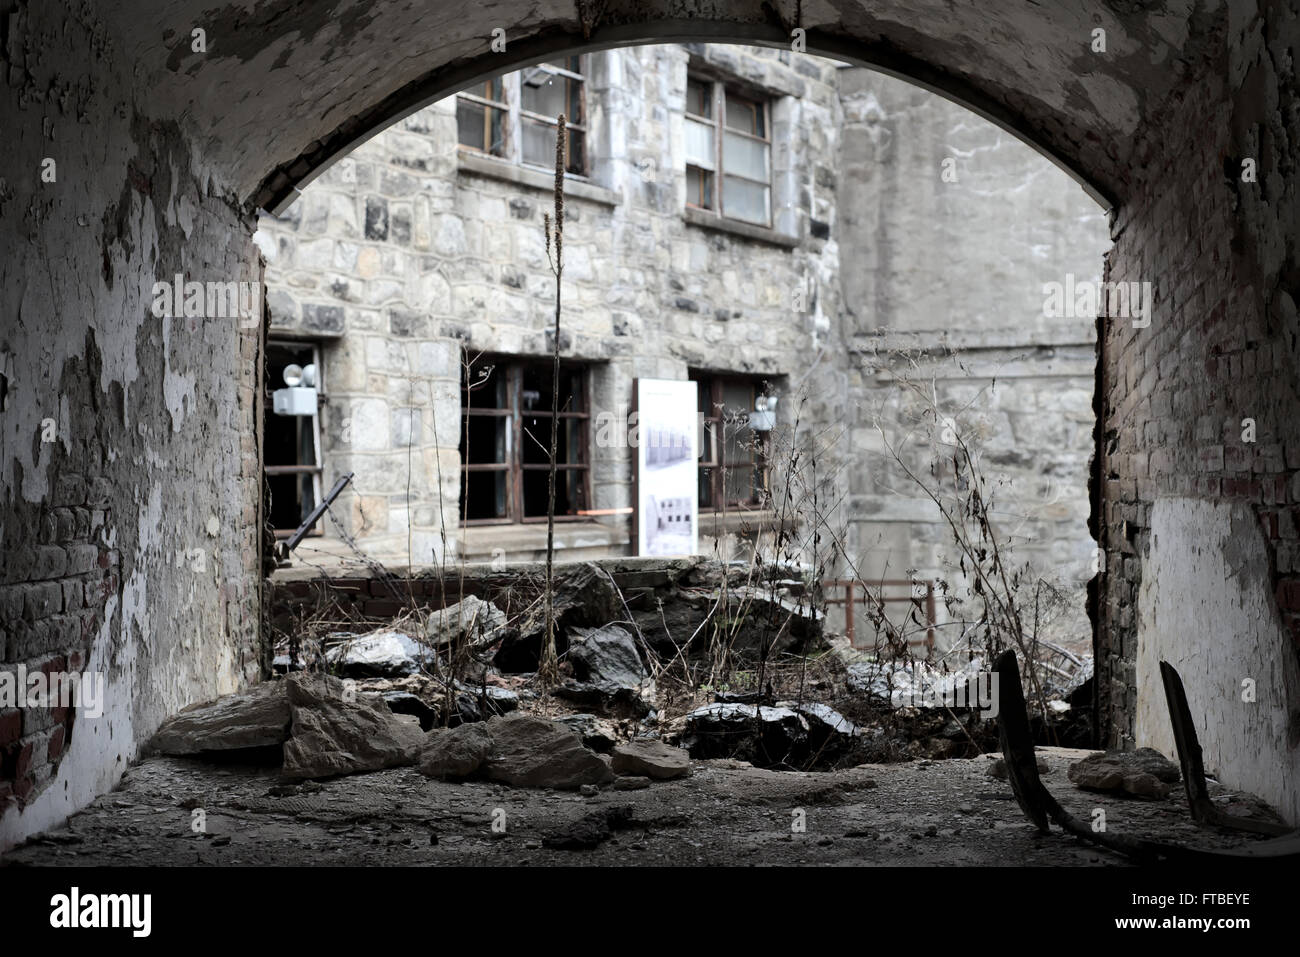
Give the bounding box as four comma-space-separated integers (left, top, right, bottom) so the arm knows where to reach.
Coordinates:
1, 747, 1281, 866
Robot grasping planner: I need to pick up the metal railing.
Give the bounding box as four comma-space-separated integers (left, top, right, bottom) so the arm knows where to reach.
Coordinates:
821, 578, 937, 654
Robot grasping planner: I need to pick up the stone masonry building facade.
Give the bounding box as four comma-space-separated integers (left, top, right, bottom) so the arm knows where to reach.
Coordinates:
255, 42, 1108, 652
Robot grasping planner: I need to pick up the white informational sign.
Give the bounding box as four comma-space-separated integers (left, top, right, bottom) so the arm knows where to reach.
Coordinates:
635, 378, 699, 557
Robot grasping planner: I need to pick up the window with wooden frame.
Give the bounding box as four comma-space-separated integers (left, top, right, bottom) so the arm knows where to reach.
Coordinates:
264, 341, 324, 537
692, 373, 771, 510
684, 76, 772, 226
456, 57, 588, 176
459, 357, 592, 524
455, 76, 508, 159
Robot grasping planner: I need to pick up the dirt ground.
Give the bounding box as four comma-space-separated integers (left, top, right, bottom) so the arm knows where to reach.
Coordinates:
1, 747, 1279, 866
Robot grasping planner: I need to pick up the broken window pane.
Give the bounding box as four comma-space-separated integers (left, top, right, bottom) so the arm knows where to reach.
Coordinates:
461, 469, 508, 521
461, 415, 508, 465
522, 68, 568, 118
686, 78, 712, 118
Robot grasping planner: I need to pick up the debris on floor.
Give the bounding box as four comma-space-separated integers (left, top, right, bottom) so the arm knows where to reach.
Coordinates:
1067, 747, 1181, 799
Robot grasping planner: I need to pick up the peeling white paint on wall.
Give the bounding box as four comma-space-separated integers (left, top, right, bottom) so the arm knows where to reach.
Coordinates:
1137, 497, 1300, 825
161, 315, 196, 432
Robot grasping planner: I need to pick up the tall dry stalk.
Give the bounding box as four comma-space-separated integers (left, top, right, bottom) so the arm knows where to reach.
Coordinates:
538, 114, 567, 687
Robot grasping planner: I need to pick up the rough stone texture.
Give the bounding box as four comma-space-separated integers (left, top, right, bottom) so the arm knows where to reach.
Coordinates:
417, 723, 493, 781
281, 674, 424, 780
149, 683, 291, 755
567, 625, 647, 690
424, 595, 508, 649
556, 713, 619, 752
254, 46, 1105, 659
838, 67, 1107, 653
481, 714, 615, 789
255, 44, 849, 568
1068, 748, 1180, 799
1090, 2, 1300, 826
611, 739, 691, 779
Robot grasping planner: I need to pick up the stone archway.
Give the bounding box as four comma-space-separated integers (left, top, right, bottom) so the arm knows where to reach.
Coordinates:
3, 0, 1298, 849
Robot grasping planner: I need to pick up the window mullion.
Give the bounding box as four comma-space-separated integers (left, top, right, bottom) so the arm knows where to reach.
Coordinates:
506, 74, 522, 165
713, 81, 725, 218
510, 363, 522, 521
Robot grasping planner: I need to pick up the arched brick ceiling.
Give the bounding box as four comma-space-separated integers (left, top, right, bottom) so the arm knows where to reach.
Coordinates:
100, 0, 1230, 211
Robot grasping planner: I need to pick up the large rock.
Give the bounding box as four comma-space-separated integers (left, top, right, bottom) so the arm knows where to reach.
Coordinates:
323, 630, 430, 678
150, 681, 291, 755
777, 701, 861, 764
418, 723, 493, 780
556, 624, 655, 716
568, 625, 646, 688
281, 673, 424, 780
482, 714, 615, 789
425, 595, 508, 650
611, 738, 691, 779
1067, 748, 1180, 799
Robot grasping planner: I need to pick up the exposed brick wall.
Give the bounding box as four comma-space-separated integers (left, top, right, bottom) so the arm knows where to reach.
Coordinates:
0, 474, 118, 809
1096, 0, 1300, 751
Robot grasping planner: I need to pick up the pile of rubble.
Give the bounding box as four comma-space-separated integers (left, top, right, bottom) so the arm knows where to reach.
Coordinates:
176, 561, 1109, 787
149, 672, 691, 790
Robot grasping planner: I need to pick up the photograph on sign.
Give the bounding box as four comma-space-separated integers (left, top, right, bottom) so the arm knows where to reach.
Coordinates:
635, 378, 699, 557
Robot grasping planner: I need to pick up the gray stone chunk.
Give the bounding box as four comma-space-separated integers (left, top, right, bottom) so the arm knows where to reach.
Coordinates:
1067, 748, 1180, 799
482, 714, 615, 790
281, 673, 424, 780
324, 630, 429, 677
418, 723, 493, 780
150, 682, 291, 754
568, 624, 646, 689
425, 595, 508, 650
611, 738, 691, 779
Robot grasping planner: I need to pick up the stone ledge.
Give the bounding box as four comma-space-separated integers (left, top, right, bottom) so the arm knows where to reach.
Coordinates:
683, 205, 799, 248
697, 508, 793, 535
457, 151, 620, 207
457, 521, 630, 560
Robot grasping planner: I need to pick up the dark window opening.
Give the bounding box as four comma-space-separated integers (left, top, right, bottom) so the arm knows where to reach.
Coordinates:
264, 341, 323, 535
460, 357, 591, 524
691, 372, 772, 510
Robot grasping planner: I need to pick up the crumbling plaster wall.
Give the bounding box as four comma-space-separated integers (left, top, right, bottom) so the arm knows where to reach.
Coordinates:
0, 1, 263, 850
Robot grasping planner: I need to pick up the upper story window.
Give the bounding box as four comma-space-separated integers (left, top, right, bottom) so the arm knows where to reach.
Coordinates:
456, 57, 588, 176
685, 76, 771, 226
